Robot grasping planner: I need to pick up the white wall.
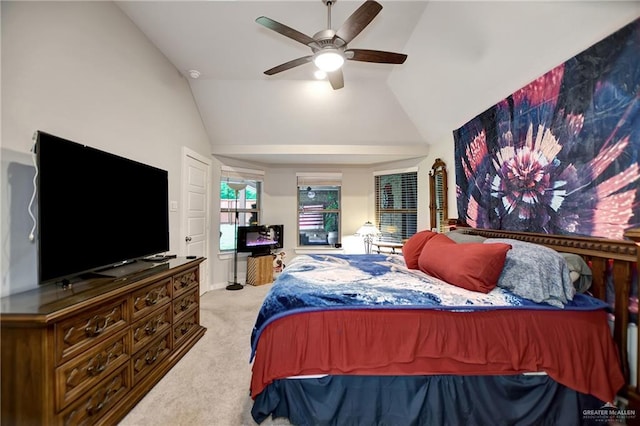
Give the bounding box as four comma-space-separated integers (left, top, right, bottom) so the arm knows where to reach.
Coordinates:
1, 1, 211, 297
390, 1, 640, 145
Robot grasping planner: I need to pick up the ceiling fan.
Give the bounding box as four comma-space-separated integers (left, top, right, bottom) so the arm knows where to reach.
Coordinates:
256, 0, 408, 90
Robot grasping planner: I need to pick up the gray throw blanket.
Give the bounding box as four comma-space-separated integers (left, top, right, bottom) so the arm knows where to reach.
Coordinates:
485, 238, 576, 308
560, 252, 593, 293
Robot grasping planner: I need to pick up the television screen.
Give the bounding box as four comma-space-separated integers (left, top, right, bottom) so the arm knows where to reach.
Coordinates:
245, 229, 277, 248
36, 131, 169, 284
237, 225, 283, 256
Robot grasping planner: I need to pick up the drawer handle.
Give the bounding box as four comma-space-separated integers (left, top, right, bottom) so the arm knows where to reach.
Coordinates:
180, 321, 193, 335
179, 273, 194, 288
86, 400, 105, 416
85, 374, 121, 416
145, 290, 160, 306
180, 299, 192, 311
86, 353, 107, 376
84, 315, 109, 337
145, 347, 162, 365
69, 375, 121, 424
145, 318, 161, 335
86, 341, 122, 376
86, 382, 113, 416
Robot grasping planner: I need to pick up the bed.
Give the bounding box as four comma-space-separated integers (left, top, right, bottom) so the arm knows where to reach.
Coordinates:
249, 228, 640, 425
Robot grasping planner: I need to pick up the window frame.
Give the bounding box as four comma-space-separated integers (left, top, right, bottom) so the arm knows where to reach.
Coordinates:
219, 167, 264, 252
374, 168, 418, 243
296, 173, 342, 248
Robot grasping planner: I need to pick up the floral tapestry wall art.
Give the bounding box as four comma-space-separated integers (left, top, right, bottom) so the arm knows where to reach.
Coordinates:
454, 18, 640, 240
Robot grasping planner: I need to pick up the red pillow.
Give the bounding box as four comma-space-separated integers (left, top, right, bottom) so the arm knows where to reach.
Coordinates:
402, 230, 438, 269
418, 234, 511, 293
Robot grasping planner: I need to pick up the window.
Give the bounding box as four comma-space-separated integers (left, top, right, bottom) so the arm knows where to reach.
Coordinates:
297, 173, 342, 247
374, 169, 418, 242
220, 167, 264, 251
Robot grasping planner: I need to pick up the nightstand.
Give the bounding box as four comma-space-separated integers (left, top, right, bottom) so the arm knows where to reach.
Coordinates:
374, 242, 403, 254
247, 255, 274, 286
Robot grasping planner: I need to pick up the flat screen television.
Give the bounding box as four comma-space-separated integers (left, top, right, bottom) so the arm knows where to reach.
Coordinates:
237, 224, 283, 256
36, 131, 169, 284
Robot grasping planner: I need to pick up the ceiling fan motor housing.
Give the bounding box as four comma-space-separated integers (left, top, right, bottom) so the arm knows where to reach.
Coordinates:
311, 29, 346, 51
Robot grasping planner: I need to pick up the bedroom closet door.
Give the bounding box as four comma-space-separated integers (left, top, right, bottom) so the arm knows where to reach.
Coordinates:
181, 147, 211, 294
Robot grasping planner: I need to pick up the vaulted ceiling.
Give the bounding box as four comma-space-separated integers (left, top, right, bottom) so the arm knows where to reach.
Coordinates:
116, 1, 640, 165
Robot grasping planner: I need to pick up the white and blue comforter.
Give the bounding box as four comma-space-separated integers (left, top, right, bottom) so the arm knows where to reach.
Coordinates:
250, 254, 608, 358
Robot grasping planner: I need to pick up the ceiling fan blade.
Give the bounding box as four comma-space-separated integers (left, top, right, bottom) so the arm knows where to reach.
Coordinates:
345, 49, 407, 64
334, 0, 383, 45
256, 16, 317, 47
328, 69, 344, 90
264, 56, 313, 75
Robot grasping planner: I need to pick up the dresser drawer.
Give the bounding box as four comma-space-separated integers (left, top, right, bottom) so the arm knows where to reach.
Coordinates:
132, 331, 171, 385
132, 304, 171, 354
55, 298, 129, 365
172, 267, 199, 296
173, 288, 198, 322
131, 278, 172, 321
58, 363, 130, 426
173, 309, 199, 348
56, 329, 130, 411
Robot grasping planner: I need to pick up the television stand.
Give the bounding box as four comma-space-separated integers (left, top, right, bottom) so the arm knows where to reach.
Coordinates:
1, 257, 206, 425
246, 254, 274, 286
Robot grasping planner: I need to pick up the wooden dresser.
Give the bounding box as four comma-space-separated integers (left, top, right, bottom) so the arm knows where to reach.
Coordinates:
0, 257, 206, 425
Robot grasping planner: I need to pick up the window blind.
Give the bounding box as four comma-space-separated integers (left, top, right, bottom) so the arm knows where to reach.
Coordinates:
374, 171, 418, 241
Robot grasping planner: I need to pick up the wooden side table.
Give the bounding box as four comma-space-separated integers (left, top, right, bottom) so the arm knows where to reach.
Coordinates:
247, 255, 274, 285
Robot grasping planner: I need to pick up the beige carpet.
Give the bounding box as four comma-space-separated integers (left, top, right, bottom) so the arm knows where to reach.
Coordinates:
118, 283, 291, 426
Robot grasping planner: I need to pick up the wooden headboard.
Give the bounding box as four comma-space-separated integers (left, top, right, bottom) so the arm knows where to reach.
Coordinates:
458, 227, 640, 406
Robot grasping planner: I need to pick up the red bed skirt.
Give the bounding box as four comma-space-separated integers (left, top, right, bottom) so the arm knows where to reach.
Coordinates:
251, 308, 624, 402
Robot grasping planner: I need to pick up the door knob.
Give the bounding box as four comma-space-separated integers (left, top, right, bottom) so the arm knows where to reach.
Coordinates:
185, 236, 192, 242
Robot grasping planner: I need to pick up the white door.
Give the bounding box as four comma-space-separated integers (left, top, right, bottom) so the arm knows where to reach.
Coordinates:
181, 148, 211, 294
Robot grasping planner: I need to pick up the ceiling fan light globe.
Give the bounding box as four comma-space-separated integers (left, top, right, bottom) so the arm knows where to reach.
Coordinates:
313, 51, 344, 72
314, 69, 327, 80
